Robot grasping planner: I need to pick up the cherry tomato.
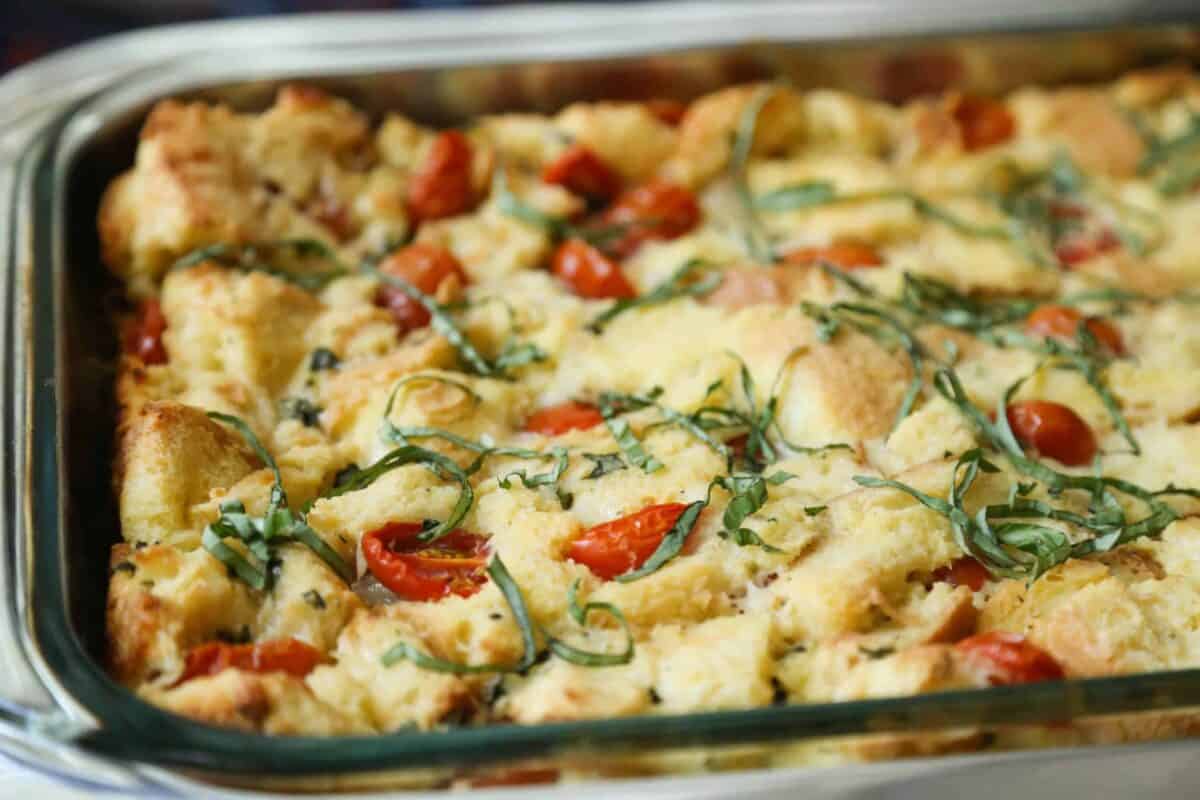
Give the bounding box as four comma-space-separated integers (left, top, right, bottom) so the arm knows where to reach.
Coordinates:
951, 95, 1016, 152
1025, 305, 1124, 355
374, 244, 470, 334
931, 557, 990, 591
645, 99, 688, 126
406, 130, 476, 224
126, 299, 168, 365
179, 638, 324, 684
784, 241, 884, 270
1006, 400, 1097, 466
956, 631, 1065, 685
525, 401, 605, 436
552, 239, 637, 299
541, 145, 621, 202
469, 768, 561, 788
362, 522, 490, 602
1055, 228, 1120, 267
600, 181, 701, 258
568, 503, 692, 580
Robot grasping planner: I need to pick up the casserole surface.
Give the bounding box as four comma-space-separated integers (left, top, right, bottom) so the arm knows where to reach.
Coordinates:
98, 64, 1200, 767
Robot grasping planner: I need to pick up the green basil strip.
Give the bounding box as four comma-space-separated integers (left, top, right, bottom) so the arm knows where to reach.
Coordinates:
173, 239, 347, 290
205, 413, 353, 585
492, 168, 569, 237
202, 527, 268, 590
587, 259, 721, 334
365, 265, 495, 376
379, 374, 482, 444
320, 444, 474, 543
545, 579, 635, 667
730, 85, 778, 263
583, 452, 627, 479
381, 555, 538, 674
207, 412, 284, 511
499, 447, 570, 491
615, 498, 707, 582
753, 181, 837, 212
712, 471, 793, 552
289, 520, 355, 583
602, 415, 663, 474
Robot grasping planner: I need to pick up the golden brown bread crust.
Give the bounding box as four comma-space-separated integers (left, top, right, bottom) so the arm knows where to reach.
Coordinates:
97, 66, 1200, 774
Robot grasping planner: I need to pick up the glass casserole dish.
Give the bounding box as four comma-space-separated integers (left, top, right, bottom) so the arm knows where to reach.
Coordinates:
4, 3, 1200, 794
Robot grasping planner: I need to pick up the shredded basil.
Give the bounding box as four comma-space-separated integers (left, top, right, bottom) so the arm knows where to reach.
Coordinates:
173, 239, 347, 290
615, 498, 707, 582
583, 452, 627, 479
711, 471, 794, 552
730, 85, 778, 263
280, 397, 322, 428
309, 347, 341, 371
597, 393, 663, 474
800, 301, 927, 432
320, 443, 473, 543
544, 580, 635, 667
203, 413, 352, 588
854, 366, 1194, 581
381, 555, 538, 674
491, 168, 636, 252
587, 259, 721, 334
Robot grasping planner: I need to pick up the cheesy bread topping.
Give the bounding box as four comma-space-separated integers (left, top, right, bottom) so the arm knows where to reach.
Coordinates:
101, 70, 1200, 755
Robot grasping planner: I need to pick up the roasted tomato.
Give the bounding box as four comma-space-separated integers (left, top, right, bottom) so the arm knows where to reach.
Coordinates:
525, 400, 605, 436
951, 94, 1016, 152
179, 638, 324, 684
1054, 228, 1120, 268
600, 181, 701, 258
645, 99, 688, 126
551, 239, 637, 299
541, 145, 621, 202
956, 631, 1065, 685
127, 299, 168, 365
1025, 305, 1124, 355
1006, 400, 1098, 466
568, 503, 692, 580
783, 241, 884, 270
362, 522, 490, 602
374, 243, 470, 334
469, 768, 561, 788
406, 130, 476, 224
931, 557, 990, 591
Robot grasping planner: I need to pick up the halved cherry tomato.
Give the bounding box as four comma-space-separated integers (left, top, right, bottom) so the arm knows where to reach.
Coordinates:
525, 401, 605, 436
552, 239, 637, 299
406, 130, 476, 224
956, 631, 1065, 685
783, 241, 884, 271
568, 503, 691, 580
951, 95, 1016, 152
931, 557, 990, 591
362, 522, 490, 602
541, 145, 621, 202
1025, 305, 1124, 355
374, 244, 470, 334
600, 181, 701, 258
126, 299, 167, 365
645, 99, 688, 126
1054, 228, 1120, 267
469, 768, 561, 788
1006, 400, 1097, 466
179, 638, 324, 684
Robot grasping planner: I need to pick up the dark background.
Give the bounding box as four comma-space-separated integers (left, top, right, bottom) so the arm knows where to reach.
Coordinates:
0, 0, 538, 72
